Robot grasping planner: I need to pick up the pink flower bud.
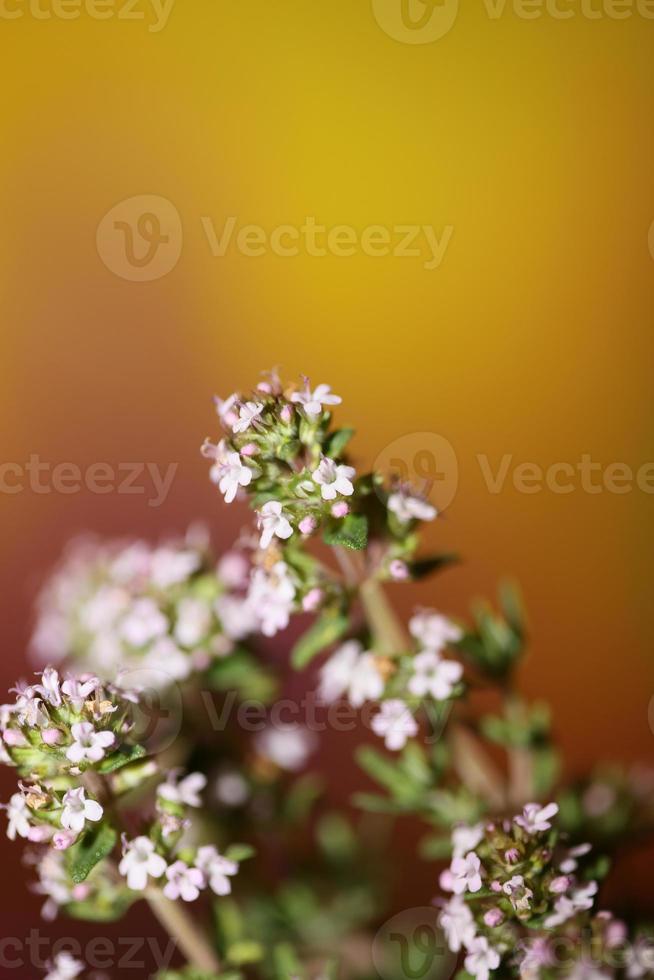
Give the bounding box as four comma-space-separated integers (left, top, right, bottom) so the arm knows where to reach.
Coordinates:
257, 382, 273, 394
439, 869, 454, 892
41, 728, 62, 746
302, 588, 323, 612
331, 501, 349, 518
504, 848, 520, 863
3, 730, 27, 747
490, 880, 502, 893
53, 830, 77, 851
72, 884, 91, 901
280, 404, 293, 423
299, 516, 317, 535
389, 559, 409, 581
484, 909, 504, 927
549, 875, 571, 894
241, 443, 258, 457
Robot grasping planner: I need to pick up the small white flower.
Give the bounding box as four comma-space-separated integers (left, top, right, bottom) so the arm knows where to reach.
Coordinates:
544, 881, 598, 928
247, 562, 296, 637
120, 598, 169, 648
3, 792, 31, 840
44, 952, 85, 980
216, 594, 258, 641
408, 650, 463, 701
291, 382, 341, 417
371, 699, 418, 751
61, 675, 100, 709
409, 611, 462, 652
14, 685, 47, 728
311, 458, 355, 501
255, 723, 316, 771
450, 852, 483, 894
35, 667, 63, 708
515, 801, 559, 834
502, 874, 533, 912
119, 836, 167, 891
318, 641, 384, 708
150, 547, 202, 589
60, 788, 103, 835
388, 490, 437, 524
215, 392, 239, 426
196, 845, 239, 896
440, 896, 477, 954
452, 823, 485, 860
257, 501, 293, 550
232, 400, 264, 433
216, 452, 254, 503
65, 722, 115, 765
174, 598, 212, 648
157, 772, 207, 808
559, 842, 592, 874
464, 936, 501, 980
143, 637, 192, 683
163, 860, 205, 902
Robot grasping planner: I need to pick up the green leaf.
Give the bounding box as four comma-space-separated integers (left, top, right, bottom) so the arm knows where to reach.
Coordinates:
272, 943, 303, 980
226, 941, 264, 966
324, 427, 355, 458
408, 553, 459, 579
323, 514, 368, 551
97, 743, 146, 774
356, 745, 417, 801
224, 843, 255, 863
418, 833, 453, 859
67, 823, 117, 883
290, 609, 349, 668
205, 648, 278, 702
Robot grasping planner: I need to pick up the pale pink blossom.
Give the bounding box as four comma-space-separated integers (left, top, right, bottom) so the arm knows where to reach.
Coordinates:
164, 860, 205, 902
257, 501, 293, 549
291, 382, 341, 417
371, 699, 418, 751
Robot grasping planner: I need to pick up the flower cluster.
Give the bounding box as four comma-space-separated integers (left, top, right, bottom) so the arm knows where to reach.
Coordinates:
435, 803, 652, 979
29, 528, 257, 683
0, 667, 140, 784
317, 608, 464, 750
203, 372, 437, 584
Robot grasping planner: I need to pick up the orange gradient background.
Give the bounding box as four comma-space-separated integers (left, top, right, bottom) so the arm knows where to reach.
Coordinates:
1, 0, 653, 964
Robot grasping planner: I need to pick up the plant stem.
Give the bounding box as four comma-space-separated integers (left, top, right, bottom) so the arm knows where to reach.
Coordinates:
358, 577, 509, 809
146, 889, 222, 974
83, 770, 221, 974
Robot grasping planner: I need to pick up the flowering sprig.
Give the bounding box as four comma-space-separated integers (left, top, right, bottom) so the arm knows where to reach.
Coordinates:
30, 528, 259, 683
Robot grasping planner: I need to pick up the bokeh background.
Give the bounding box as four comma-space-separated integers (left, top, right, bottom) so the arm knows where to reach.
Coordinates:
1, 0, 654, 973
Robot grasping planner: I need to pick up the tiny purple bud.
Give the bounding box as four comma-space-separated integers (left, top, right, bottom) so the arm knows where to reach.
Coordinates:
490, 880, 502, 893
331, 501, 349, 518
302, 588, 323, 612
53, 830, 77, 851
299, 516, 317, 535
41, 728, 62, 746
240, 443, 259, 457
389, 559, 409, 581
257, 382, 273, 394
72, 884, 91, 901
280, 404, 293, 423
483, 908, 504, 928
504, 848, 520, 864
549, 875, 571, 894
439, 869, 454, 892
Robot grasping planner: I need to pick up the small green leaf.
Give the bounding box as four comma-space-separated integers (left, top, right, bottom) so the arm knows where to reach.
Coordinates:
290, 609, 349, 668
224, 843, 255, 863
409, 553, 458, 580
325, 427, 355, 458
67, 823, 117, 883
323, 514, 368, 551
97, 743, 146, 774
226, 941, 264, 966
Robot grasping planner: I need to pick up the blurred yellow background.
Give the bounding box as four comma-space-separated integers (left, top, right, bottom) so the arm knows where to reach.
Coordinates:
1, 0, 653, 925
